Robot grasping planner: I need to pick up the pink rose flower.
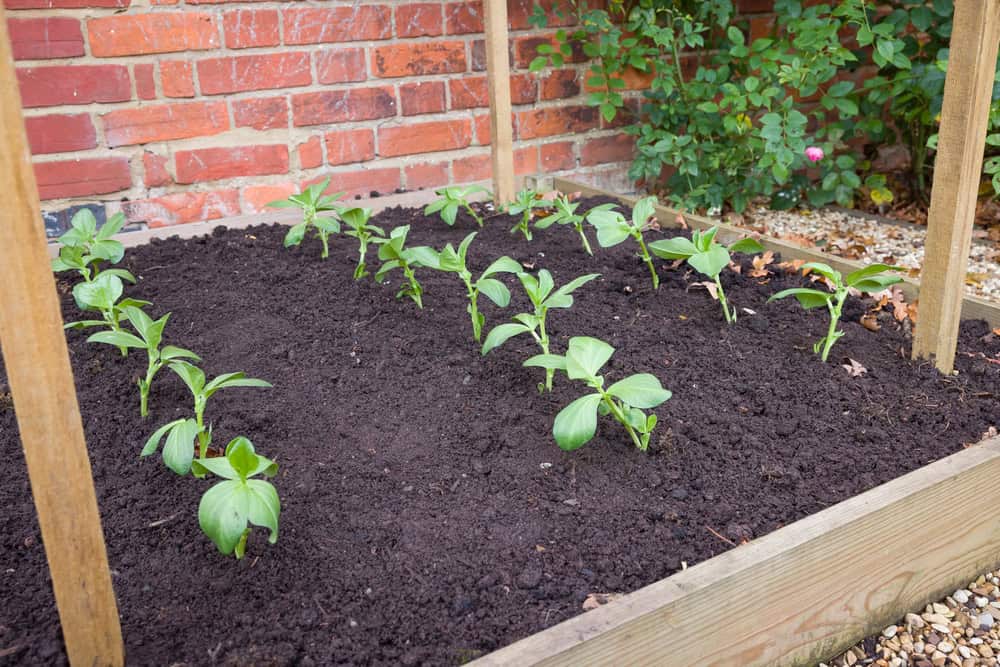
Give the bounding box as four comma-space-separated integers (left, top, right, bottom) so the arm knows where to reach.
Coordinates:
805, 146, 825, 162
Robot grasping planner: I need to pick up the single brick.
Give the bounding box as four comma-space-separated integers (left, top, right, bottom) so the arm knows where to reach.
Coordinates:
400, 80, 446, 116
223, 9, 280, 49
35, 156, 131, 200
88, 13, 218, 57
232, 96, 288, 130
8, 18, 84, 60
449, 74, 535, 109
297, 136, 323, 169
517, 105, 597, 139
371, 41, 466, 78
581, 133, 635, 166
142, 151, 172, 187
473, 112, 492, 144
445, 1, 482, 34
25, 113, 97, 155
306, 167, 400, 199
540, 69, 579, 100
197, 52, 311, 95
175, 144, 290, 184
102, 101, 229, 147
161, 61, 195, 98
395, 3, 442, 38
135, 63, 156, 100
291, 86, 396, 126
315, 48, 367, 84
378, 119, 472, 157
405, 162, 448, 190
283, 5, 391, 45
121, 189, 240, 227
514, 145, 538, 175
243, 183, 297, 213
540, 140, 575, 171
17, 64, 130, 108
325, 128, 375, 166
451, 153, 488, 182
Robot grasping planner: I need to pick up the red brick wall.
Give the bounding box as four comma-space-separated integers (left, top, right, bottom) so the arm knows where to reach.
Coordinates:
8, 0, 775, 233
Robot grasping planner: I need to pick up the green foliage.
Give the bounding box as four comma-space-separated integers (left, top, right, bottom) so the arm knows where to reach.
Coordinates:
531, 1, 880, 212
192, 436, 280, 559
142, 362, 271, 475
268, 178, 344, 259
426, 232, 520, 342
340, 207, 384, 280
585, 196, 660, 289
424, 185, 489, 227
768, 262, 902, 361
535, 194, 595, 255
506, 189, 543, 240
649, 227, 764, 323
524, 337, 671, 451
373, 225, 439, 308
87, 306, 200, 417
63, 272, 152, 355
483, 270, 600, 391
51, 209, 134, 284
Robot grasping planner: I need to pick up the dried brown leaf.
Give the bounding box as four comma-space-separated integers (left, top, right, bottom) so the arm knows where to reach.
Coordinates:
842, 358, 867, 377
749, 251, 774, 279
688, 281, 719, 300
860, 313, 881, 332
582, 593, 625, 611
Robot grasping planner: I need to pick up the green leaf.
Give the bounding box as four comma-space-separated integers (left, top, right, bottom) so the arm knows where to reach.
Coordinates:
284, 223, 308, 248
800, 262, 841, 283
688, 245, 731, 279
442, 202, 459, 226
226, 436, 258, 479
522, 354, 567, 371
246, 479, 281, 545
169, 361, 206, 397
162, 418, 199, 475
588, 213, 631, 247
631, 196, 657, 227
767, 287, 832, 309
198, 480, 252, 556
86, 330, 146, 350
73, 273, 123, 311
204, 373, 272, 398
481, 256, 521, 278
160, 346, 200, 362
546, 273, 600, 309
552, 393, 603, 451
70, 208, 98, 237
852, 275, 903, 293
90, 239, 125, 264
102, 268, 136, 283
649, 237, 697, 259
606, 373, 672, 409
141, 418, 186, 457
565, 336, 614, 380
728, 238, 765, 255
845, 263, 903, 287
477, 278, 511, 307
95, 213, 126, 241
482, 323, 531, 355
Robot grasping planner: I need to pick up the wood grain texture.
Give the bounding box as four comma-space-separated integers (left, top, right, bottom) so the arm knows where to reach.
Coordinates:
555, 178, 1000, 328
483, 0, 516, 205
912, 0, 1000, 372
0, 13, 124, 667
473, 435, 1000, 666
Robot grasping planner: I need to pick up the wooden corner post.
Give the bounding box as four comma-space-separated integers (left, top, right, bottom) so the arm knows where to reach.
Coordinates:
484, 0, 516, 205
912, 0, 1000, 373
0, 12, 124, 667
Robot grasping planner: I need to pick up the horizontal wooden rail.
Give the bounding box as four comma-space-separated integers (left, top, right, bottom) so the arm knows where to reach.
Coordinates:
473, 435, 1000, 666
555, 178, 1000, 328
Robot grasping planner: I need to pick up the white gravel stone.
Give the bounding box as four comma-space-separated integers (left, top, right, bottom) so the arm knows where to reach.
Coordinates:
954, 590, 972, 605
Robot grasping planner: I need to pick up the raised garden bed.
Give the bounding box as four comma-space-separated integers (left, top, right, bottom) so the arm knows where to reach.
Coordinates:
3, 192, 1000, 665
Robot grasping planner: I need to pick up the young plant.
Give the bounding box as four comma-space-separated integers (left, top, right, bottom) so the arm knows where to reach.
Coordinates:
86, 306, 200, 417
424, 185, 489, 227
142, 362, 271, 475
64, 272, 152, 355
51, 209, 135, 284
267, 178, 344, 259
767, 262, 903, 362
524, 336, 671, 451
505, 188, 542, 240
428, 232, 520, 342
340, 206, 384, 280
482, 270, 600, 391
535, 193, 594, 255
649, 227, 764, 324
585, 196, 660, 289
372, 225, 439, 309
192, 436, 280, 560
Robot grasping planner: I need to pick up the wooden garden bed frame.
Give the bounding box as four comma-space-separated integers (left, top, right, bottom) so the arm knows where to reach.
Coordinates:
3, 0, 1000, 665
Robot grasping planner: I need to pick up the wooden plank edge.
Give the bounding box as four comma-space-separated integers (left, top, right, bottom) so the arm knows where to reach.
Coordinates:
473, 435, 1000, 666
554, 178, 1000, 328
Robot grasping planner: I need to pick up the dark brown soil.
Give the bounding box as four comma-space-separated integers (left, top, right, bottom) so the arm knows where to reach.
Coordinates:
2, 199, 999, 666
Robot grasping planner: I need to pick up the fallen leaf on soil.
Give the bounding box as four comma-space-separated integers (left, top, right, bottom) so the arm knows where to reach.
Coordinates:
749, 251, 774, 279
842, 358, 868, 377
688, 281, 719, 300
860, 313, 881, 332
776, 259, 807, 273
778, 232, 817, 248
675, 213, 688, 230
582, 593, 625, 611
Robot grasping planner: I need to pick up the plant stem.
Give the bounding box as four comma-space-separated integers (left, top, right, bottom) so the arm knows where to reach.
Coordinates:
715, 275, 734, 324
575, 222, 594, 255
465, 203, 484, 228
634, 233, 659, 290
538, 313, 553, 391
320, 233, 330, 259
465, 279, 482, 341
600, 391, 643, 450
403, 264, 423, 308
820, 294, 846, 362
195, 401, 209, 458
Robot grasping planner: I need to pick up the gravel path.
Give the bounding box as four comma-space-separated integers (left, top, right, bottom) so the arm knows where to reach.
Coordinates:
823, 566, 1000, 666
730, 207, 1000, 303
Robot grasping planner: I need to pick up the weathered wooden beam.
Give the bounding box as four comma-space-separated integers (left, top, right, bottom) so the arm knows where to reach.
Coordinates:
473, 436, 1000, 666
912, 0, 1000, 372
555, 178, 1000, 328
0, 12, 124, 666
483, 0, 516, 205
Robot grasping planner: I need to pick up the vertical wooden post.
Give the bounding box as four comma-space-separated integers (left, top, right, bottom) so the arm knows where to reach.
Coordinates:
912, 0, 1000, 373
0, 13, 124, 667
483, 0, 516, 204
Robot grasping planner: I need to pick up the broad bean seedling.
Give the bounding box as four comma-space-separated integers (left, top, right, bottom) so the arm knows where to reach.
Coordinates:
51, 209, 134, 285
506, 188, 543, 240
373, 225, 439, 308
535, 194, 594, 255
341, 206, 384, 280
65, 272, 151, 355
268, 178, 344, 259
525, 336, 672, 451
424, 185, 489, 227
586, 196, 661, 289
